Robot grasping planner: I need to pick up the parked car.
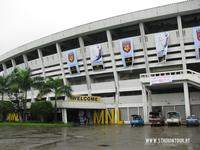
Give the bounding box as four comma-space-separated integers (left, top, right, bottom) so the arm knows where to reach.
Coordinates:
186, 115, 199, 127
166, 111, 181, 126
130, 115, 144, 127
149, 112, 165, 126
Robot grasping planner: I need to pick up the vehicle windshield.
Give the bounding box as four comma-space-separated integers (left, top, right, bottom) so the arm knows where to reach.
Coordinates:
167, 112, 179, 118
149, 112, 160, 118
187, 115, 197, 119
132, 115, 142, 120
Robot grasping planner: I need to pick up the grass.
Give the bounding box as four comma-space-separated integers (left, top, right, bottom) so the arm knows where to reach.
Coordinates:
0, 122, 73, 127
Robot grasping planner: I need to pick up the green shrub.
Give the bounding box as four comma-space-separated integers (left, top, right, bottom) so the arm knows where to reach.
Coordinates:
0, 101, 15, 121
30, 101, 54, 122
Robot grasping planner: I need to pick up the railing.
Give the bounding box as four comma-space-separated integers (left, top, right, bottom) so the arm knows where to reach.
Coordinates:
140, 69, 200, 79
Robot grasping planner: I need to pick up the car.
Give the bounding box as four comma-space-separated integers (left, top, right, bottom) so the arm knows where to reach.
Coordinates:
130, 115, 144, 127
149, 112, 165, 126
186, 115, 199, 127
166, 111, 181, 126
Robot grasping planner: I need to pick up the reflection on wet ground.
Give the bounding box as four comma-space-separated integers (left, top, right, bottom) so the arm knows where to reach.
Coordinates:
0, 125, 199, 150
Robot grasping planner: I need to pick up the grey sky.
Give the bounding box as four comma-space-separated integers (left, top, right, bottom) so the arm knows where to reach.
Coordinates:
0, 0, 186, 56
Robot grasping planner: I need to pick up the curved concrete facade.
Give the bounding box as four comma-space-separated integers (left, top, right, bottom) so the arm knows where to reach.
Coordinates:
1, 0, 200, 124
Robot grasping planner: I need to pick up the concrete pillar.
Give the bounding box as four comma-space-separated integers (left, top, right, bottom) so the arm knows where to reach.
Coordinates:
106, 30, 120, 124
142, 84, 148, 123
56, 43, 68, 86
2, 63, 7, 75
78, 37, 92, 96
23, 54, 29, 68
147, 89, 152, 113
177, 16, 187, 71
11, 59, 16, 68
37, 49, 46, 77
62, 109, 68, 124
183, 82, 191, 118
127, 107, 129, 121
139, 23, 150, 73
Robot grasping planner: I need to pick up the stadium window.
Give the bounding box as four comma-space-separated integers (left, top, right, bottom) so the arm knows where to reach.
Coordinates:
144, 17, 177, 34
0, 64, 3, 72
110, 24, 140, 40
26, 50, 39, 61
92, 64, 104, 71
83, 31, 107, 46
42, 45, 57, 57
5, 60, 12, 68
60, 38, 79, 52
14, 55, 24, 65
181, 12, 200, 28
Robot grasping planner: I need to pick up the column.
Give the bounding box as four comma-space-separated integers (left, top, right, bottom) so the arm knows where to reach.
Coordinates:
139, 23, 150, 73
62, 109, 68, 124
56, 43, 68, 86
147, 88, 152, 113
127, 107, 130, 121
2, 63, 7, 75
37, 49, 46, 77
23, 54, 29, 68
11, 59, 16, 68
106, 30, 120, 124
177, 16, 187, 71
78, 37, 92, 96
183, 81, 191, 118
142, 84, 148, 123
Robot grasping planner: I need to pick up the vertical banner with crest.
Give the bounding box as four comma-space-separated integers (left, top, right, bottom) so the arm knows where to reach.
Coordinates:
90, 44, 104, 70
120, 38, 134, 67
155, 32, 169, 63
66, 49, 80, 74
193, 26, 200, 59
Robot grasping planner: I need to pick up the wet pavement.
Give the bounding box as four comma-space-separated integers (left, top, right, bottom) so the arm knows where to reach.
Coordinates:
0, 125, 199, 150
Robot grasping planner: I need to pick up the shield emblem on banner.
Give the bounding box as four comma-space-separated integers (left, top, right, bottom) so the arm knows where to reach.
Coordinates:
68, 52, 74, 63
122, 41, 131, 53
197, 31, 200, 41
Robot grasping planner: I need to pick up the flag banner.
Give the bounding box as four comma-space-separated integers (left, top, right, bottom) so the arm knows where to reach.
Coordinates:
66, 49, 80, 74
89, 44, 104, 70
193, 26, 200, 59
120, 37, 134, 67
155, 32, 169, 63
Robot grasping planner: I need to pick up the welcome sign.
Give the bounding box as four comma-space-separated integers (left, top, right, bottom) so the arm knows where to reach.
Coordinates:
69, 96, 101, 102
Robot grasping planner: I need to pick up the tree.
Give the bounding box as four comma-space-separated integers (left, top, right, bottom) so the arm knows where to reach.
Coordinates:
0, 101, 15, 121
8, 68, 32, 121
30, 101, 54, 122
0, 75, 10, 101
36, 77, 73, 122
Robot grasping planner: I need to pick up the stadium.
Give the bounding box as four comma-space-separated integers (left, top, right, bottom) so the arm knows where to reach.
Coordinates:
0, 0, 200, 125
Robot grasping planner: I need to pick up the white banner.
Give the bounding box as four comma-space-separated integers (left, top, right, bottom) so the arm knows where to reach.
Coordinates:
155, 32, 169, 63
90, 44, 103, 66
150, 76, 172, 85
66, 49, 80, 74
119, 37, 134, 67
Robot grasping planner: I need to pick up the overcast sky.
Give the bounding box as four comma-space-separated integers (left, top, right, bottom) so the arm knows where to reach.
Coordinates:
0, 0, 186, 55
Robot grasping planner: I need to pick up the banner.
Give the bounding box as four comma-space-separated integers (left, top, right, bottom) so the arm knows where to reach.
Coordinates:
192, 26, 200, 59
155, 32, 169, 63
120, 37, 134, 67
70, 96, 101, 102
150, 76, 172, 85
66, 49, 79, 74
90, 44, 103, 66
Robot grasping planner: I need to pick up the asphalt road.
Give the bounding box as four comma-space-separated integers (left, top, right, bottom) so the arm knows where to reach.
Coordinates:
0, 125, 199, 150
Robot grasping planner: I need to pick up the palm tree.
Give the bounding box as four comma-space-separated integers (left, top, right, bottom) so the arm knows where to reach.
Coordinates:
0, 75, 10, 121
9, 68, 32, 121
0, 75, 10, 101
36, 77, 73, 122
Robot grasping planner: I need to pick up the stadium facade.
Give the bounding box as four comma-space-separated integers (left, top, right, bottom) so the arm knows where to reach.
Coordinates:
1, 0, 200, 124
